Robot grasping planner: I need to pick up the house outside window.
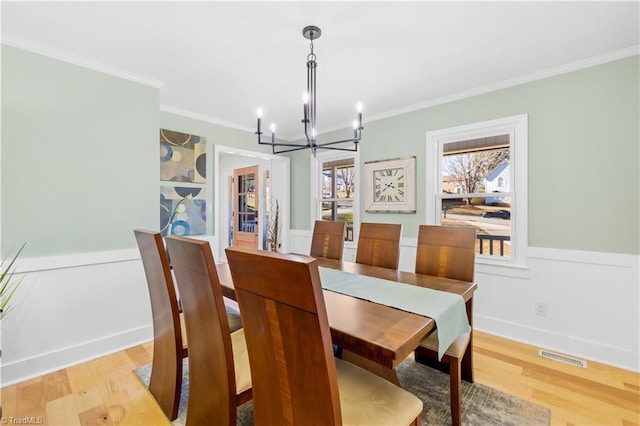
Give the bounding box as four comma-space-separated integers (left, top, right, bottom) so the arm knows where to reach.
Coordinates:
426, 115, 528, 268
311, 151, 359, 242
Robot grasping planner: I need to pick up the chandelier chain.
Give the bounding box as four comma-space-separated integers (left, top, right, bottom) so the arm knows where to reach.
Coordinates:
308, 39, 316, 62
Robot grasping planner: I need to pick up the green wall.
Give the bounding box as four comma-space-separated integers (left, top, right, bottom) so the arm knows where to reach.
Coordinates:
0, 45, 263, 258
1, 45, 159, 257
289, 56, 640, 255
3, 44, 637, 257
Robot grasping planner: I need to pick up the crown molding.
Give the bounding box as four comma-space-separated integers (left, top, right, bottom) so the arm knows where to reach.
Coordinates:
160, 105, 299, 142
4, 31, 635, 139
159, 104, 260, 136
169, 44, 638, 142
1, 34, 165, 89
358, 45, 640, 128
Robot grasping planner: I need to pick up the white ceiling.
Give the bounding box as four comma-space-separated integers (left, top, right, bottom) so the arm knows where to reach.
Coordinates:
2, 1, 639, 140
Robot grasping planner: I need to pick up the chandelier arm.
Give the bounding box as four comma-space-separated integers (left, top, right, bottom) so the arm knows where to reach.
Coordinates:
258, 139, 316, 148
316, 138, 361, 148
272, 144, 320, 154
314, 145, 359, 152
259, 135, 359, 153
318, 139, 360, 147
303, 130, 312, 147
303, 118, 310, 141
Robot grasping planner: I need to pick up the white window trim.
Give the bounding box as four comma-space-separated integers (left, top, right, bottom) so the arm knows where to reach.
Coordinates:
425, 114, 528, 269
310, 150, 360, 247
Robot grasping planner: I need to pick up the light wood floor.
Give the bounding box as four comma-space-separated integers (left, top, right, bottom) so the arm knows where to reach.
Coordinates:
2, 331, 639, 425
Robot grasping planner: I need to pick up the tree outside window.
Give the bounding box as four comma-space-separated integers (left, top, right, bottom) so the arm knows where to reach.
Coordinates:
440, 138, 512, 258
427, 114, 528, 268
319, 157, 355, 241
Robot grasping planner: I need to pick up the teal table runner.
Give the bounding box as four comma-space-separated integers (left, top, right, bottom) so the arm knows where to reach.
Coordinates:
318, 267, 470, 360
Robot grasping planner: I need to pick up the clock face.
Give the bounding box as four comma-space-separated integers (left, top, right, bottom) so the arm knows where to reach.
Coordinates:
373, 167, 405, 202
365, 157, 415, 213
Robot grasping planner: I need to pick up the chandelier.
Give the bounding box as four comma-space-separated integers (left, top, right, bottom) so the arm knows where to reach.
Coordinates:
256, 25, 364, 156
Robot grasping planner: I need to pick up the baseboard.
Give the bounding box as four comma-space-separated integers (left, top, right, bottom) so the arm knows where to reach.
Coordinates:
1, 325, 153, 387
474, 315, 638, 373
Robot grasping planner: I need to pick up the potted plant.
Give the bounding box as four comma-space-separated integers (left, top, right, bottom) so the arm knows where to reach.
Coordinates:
0, 243, 25, 418
266, 199, 281, 252
1, 243, 26, 322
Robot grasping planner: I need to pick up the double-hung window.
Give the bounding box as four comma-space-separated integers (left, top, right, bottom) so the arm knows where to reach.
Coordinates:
426, 114, 528, 268
311, 151, 359, 242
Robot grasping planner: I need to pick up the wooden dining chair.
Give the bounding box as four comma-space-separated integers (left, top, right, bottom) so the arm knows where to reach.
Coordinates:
226, 247, 423, 426
165, 236, 252, 426
355, 222, 402, 269
134, 230, 243, 420
413, 224, 476, 426
310, 220, 346, 260
134, 229, 188, 421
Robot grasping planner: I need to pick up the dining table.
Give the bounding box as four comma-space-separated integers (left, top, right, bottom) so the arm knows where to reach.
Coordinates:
216, 256, 477, 385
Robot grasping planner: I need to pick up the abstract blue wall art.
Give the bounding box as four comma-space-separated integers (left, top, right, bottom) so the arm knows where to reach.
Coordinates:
160, 129, 206, 183
160, 186, 207, 236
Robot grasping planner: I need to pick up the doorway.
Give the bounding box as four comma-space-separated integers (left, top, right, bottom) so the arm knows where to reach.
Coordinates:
214, 145, 290, 261
232, 165, 259, 248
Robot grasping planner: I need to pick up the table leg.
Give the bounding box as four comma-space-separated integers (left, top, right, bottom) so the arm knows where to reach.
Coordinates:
461, 299, 474, 383
341, 349, 400, 386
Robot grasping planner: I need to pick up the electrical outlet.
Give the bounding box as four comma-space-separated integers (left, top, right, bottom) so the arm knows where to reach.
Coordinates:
535, 302, 547, 316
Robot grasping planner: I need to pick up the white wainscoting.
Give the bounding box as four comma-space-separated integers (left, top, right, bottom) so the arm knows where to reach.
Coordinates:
1, 251, 154, 387
3, 234, 637, 386
289, 229, 640, 372
1, 235, 220, 387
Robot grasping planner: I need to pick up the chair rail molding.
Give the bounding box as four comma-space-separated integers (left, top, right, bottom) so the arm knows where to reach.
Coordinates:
1, 250, 153, 386
3, 242, 638, 386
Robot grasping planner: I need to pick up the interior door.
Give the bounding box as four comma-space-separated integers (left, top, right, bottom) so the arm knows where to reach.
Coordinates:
233, 165, 259, 248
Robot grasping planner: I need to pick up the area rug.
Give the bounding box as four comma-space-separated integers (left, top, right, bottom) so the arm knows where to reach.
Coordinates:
134, 357, 550, 425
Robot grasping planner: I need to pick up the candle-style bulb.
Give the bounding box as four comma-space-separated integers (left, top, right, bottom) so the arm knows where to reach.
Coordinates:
256, 107, 263, 135
353, 120, 358, 129
356, 102, 363, 113
303, 92, 309, 122
312, 128, 317, 138
270, 123, 276, 133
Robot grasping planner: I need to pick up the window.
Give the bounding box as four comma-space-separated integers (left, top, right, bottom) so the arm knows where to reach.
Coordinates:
426, 115, 528, 267
311, 151, 359, 242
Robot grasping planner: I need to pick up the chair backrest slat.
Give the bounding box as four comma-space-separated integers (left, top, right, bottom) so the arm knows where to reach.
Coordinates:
133, 229, 184, 420
355, 222, 402, 270
226, 247, 342, 425
415, 225, 476, 282
310, 220, 346, 260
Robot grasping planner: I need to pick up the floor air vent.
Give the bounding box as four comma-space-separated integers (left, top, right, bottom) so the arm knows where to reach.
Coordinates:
538, 349, 587, 368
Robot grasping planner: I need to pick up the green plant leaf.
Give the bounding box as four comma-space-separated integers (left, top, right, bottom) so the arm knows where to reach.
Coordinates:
0, 242, 26, 319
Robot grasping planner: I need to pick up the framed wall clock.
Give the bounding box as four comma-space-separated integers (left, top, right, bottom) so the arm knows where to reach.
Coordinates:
364, 156, 416, 213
